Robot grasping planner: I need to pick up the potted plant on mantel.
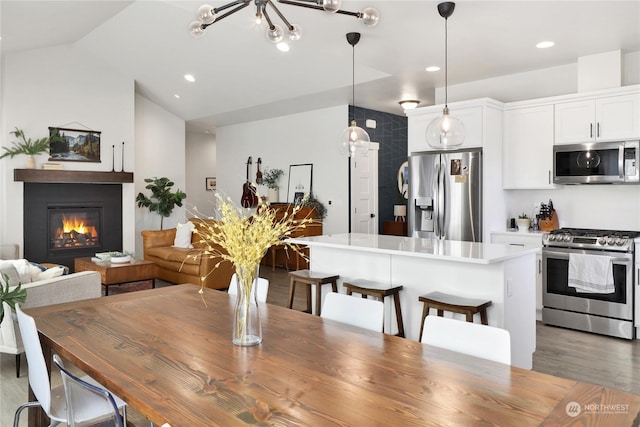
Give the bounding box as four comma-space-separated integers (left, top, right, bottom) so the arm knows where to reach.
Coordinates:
261, 167, 285, 203
136, 177, 187, 230
0, 127, 51, 169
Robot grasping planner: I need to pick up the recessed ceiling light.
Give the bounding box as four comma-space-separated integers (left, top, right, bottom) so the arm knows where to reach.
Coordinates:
184, 74, 195, 82
174, 94, 181, 99
536, 41, 555, 49
425, 66, 440, 72
276, 42, 290, 52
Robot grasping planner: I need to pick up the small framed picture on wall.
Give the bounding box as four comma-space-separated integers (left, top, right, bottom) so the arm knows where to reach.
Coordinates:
206, 177, 216, 191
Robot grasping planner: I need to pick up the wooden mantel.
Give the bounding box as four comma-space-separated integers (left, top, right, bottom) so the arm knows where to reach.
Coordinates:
14, 169, 133, 184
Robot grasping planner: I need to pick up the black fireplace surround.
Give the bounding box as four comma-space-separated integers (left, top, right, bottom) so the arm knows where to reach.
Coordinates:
24, 182, 123, 271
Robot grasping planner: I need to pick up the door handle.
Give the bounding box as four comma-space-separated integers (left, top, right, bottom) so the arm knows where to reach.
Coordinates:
370, 213, 375, 218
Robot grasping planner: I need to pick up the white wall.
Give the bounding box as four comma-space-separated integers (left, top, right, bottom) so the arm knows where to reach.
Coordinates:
134, 94, 186, 256
216, 105, 349, 234
435, 50, 640, 231
1, 44, 136, 254
185, 131, 217, 218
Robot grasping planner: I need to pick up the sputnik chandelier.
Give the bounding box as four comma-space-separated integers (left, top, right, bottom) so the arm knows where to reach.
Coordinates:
190, 0, 380, 45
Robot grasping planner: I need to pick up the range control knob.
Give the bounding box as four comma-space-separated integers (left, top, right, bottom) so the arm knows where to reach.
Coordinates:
563, 235, 571, 242
615, 238, 626, 246
606, 237, 615, 245
597, 237, 607, 245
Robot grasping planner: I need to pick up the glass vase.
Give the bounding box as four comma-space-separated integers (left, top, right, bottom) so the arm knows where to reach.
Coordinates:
232, 264, 262, 346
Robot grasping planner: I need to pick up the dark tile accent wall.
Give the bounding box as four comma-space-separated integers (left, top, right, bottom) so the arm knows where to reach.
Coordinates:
350, 106, 408, 232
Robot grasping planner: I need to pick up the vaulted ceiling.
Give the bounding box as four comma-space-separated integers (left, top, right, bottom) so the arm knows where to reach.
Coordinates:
2, 1, 639, 133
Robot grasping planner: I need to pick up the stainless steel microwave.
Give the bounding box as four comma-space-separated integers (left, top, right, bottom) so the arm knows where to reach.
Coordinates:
553, 140, 639, 184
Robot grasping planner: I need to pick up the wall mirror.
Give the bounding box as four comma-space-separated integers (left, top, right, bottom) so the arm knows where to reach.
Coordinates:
287, 163, 313, 204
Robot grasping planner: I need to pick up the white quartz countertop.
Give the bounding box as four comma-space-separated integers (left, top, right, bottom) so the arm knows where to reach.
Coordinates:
290, 233, 540, 265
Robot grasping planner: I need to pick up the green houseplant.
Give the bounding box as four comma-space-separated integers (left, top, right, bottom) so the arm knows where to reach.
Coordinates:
0, 273, 27, 322
300, 192, 327, 220
136, 177, 187, 230
0, 127, 51, 168
262, 168, 285, 203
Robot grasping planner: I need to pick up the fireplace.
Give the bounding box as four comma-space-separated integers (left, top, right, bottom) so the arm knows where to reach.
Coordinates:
24, 182, 122, 271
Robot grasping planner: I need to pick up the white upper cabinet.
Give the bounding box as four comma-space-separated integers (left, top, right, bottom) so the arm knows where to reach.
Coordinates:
503, 104, 554, 189
554, 90, 639, 144
407, 99, 503, 153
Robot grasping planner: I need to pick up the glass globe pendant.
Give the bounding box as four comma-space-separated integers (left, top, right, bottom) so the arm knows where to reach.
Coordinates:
323, 0, 341, 13
338, 120, 370, 157
338, 32, 370, 157
426, 2, 464, 150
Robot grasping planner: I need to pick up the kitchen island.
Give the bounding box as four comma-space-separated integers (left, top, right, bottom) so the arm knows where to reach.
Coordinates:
290, 233, 540, 369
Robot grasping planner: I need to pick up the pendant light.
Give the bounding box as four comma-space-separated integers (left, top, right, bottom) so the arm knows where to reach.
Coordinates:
338, 32, 370, 157
426, 2, 465, 149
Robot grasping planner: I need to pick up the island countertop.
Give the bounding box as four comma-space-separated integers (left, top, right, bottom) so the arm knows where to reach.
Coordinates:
290, 233, 540, 265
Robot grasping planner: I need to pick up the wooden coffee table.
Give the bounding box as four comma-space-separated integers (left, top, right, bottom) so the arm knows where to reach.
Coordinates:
74, 257, 156, 296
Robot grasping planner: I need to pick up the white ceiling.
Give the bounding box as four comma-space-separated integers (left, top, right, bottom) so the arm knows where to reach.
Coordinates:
2, 1, 639, 134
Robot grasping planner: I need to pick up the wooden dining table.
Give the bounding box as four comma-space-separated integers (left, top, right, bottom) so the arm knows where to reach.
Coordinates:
26, 284, 640, 426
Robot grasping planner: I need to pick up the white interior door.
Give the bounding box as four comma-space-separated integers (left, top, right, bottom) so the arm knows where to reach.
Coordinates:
350, 142, 379, 234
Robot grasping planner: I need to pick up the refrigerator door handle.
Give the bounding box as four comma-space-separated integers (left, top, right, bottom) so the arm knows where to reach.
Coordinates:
439, 158, 446, 238
433, 161, 441, 237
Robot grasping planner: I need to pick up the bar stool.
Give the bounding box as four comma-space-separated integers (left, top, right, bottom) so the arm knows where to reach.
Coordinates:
288, 270, 339, 316
418, 291, 492, 341
342, 279, 405, 338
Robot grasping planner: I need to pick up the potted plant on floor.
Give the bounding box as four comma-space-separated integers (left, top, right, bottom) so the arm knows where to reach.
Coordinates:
262, 167, 285, 203
0, 127, 51, 169
136, 177, 187, 230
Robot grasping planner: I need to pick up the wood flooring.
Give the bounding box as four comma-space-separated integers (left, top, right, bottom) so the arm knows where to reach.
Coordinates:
2, 266, 639, 426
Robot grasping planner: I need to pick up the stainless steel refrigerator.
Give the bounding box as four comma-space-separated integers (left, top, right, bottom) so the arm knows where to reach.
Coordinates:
408, 149, 482, 242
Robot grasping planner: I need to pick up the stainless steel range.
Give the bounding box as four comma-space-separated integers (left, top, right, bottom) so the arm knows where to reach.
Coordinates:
542, 228, 639, 339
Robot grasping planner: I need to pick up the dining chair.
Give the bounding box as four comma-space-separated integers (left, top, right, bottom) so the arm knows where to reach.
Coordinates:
53, 354, 124, 427
1, 302, 24, 378
421, 315, 511, 365
13, 304, 127, 427
320, 292, 384, 332
228, 273, 270, 303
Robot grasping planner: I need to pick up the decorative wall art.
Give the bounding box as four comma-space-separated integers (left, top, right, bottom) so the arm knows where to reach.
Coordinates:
48, 127, 101, 163
206, 177, 217, 191
287, 163, 313, 204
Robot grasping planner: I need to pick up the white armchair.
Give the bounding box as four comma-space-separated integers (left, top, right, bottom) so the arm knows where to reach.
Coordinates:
0, 271, 101, 377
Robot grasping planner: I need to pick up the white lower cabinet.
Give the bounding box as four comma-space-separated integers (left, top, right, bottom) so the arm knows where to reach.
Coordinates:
491, 232, 543, 320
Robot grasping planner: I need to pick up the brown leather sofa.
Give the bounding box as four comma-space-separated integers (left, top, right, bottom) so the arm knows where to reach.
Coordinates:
141, 218, 234, 289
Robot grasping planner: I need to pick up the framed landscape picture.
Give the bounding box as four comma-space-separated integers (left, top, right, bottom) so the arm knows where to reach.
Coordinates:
48, 127, 101, 162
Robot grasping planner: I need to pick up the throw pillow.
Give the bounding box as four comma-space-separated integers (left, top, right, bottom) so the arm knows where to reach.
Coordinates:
33, 266, 66, 281
4, 259, 32, 284
0, 262, 21, 286
173, 221, 195, 249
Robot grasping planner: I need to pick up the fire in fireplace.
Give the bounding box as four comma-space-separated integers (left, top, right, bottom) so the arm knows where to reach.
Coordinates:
50, 210, 101, 249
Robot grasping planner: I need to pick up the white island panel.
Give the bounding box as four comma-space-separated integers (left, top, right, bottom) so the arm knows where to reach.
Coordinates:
292, 233, 537, 369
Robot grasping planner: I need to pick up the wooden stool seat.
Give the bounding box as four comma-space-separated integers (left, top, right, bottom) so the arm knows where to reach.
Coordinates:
418, 291, 492, 341
288, 270, 339, 316
343, 279, 405, 338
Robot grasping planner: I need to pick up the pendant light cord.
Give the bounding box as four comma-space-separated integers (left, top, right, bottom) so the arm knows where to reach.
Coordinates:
444, 16, 448, 108
352, 42, 355, 122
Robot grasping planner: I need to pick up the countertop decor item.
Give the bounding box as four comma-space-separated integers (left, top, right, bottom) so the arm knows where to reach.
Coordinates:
0, 273, 27, 321
426, 2, 465, 149
191, 192, 315, 346
516, 214, 531, 232
0, 127, 51, 169
189, 0, 378, 47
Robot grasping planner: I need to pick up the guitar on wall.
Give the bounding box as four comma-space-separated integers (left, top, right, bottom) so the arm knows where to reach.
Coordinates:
256, 158, 263, 185
241, 156, 258, 208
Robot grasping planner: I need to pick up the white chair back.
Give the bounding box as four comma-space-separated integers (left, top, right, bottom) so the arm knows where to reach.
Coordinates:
421, 315, 511, 365
228, 274, 269, 303
15, 304, 52, 413
321, 292, 384, 333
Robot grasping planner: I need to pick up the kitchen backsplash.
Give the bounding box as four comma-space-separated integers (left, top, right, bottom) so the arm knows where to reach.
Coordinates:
504, 185, 640, 231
